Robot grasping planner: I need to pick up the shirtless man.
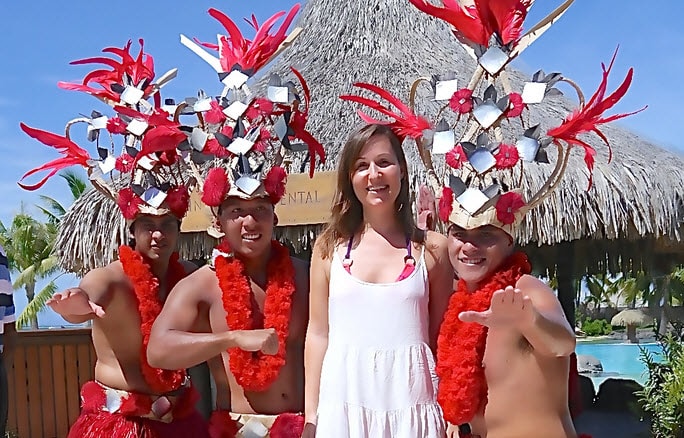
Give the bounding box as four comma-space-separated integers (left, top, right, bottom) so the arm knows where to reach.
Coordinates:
148, 182, 309, 437
442, 222, 576, 438
47, 209, 209, 437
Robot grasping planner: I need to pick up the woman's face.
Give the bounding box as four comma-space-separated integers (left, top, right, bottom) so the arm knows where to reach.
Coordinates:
350, 134, 404, 211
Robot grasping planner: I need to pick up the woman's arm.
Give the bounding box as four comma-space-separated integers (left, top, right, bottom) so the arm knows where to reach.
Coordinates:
426, 231, 454, 353
303, 240, 331, 428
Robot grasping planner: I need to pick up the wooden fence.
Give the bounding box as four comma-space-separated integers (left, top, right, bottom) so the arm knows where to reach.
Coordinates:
7, 328, 95, 438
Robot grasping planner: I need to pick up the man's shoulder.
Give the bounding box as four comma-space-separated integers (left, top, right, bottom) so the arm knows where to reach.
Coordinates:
516, 274, 551, 292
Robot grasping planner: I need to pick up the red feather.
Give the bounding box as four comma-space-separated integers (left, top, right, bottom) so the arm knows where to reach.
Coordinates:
439, 186, 455, 223
340, 82, 432, 141
18, 123, 91, 191
408, 0, 487, 46
138, 125, 186, 164
288, 67, 326, 177
264, 166, 288, 204
205, 4, 300, 74
202, 168, 230, 207
547, 49, 645, 189
478, 0, 531, 45
58, 39, 156, 102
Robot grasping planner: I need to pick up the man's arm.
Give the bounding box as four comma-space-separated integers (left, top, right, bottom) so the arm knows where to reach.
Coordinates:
516, 275, 576, 357
302, 240, 330, 433
459, 275, 575, 357
147, 267, 278, 370
46, 267, 111, 324
426, 231, 454, 353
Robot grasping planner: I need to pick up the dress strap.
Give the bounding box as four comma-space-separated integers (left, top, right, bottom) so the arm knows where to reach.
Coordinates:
396, 236, 416, 281
343, 236, 416, 281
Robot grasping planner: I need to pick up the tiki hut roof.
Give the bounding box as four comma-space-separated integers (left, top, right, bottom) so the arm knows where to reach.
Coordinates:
611, 308, 652, 327
56, 0, 684, 274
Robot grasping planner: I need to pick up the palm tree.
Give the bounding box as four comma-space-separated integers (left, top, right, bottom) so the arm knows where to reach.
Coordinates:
11, 171, 89, 328
584, 274, 619, 317
36, 170, 88, 225
0, 211, 60, 329
613, 268, 684, 336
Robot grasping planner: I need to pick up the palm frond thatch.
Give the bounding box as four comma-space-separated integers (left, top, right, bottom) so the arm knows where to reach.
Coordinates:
56, 0, 684, 275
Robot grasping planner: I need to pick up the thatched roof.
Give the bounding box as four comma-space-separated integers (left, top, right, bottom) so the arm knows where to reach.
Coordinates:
56, 0, 684, 274
611, 308, 652, 327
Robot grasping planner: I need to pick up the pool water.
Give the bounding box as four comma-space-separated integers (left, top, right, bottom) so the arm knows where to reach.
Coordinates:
574, 341, 662, 388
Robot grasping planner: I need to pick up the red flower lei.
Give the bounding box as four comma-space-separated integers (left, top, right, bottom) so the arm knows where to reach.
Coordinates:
436, 252, 531, 425
119, 245, 188, 393
214, 240, 296, 392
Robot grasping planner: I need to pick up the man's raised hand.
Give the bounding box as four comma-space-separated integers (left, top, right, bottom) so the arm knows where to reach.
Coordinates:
459, 286, 534, 329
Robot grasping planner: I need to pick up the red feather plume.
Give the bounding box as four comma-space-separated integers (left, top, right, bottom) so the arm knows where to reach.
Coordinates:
138, 125, 186, 165
264, 166, 288, 204
547, 49, 645, 189
58, 39, 156, 104
340, 82, 432, 141
288, 67, 326, 177
18, 123, 91, 191
408, 0, 487, 46
409, 0, 530, 47
439, 186, 455, 222
202, 168, 230, 207
204, 4, 300, 75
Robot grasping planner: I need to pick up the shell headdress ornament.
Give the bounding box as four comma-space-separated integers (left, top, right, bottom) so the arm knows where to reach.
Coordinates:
19, 40, 194, 222
341, 0, 644, 235
177, 3, 325, 212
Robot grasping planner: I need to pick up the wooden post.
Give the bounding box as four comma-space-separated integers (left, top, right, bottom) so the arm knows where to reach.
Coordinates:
556, 241, 576, 328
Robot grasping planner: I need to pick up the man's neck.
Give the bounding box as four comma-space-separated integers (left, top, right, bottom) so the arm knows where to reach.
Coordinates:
240, 248, 272, 289
136, 249, 170, 280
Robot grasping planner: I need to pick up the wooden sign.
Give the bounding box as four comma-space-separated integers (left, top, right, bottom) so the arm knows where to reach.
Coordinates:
180, 171, 337, 232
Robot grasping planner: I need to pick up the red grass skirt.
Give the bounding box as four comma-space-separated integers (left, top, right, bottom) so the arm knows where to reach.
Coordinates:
67, 381, 209, 438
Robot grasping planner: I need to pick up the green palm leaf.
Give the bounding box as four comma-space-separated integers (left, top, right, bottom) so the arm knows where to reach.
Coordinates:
16, 280, 59, 328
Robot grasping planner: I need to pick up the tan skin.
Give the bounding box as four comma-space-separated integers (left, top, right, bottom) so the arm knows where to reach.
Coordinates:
45, 213, 197, 393
446, 225, 577, 438
148, 196, 309, 415
302, 135, 453, 436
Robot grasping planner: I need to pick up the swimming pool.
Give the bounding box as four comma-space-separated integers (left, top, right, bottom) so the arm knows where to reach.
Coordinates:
574, 341, 662, 388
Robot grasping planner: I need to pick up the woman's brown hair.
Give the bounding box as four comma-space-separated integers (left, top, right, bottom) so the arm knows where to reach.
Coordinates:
317, 124, 421, 258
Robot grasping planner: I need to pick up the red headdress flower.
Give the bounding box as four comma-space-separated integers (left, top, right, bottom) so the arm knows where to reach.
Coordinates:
202, 168, 230, 208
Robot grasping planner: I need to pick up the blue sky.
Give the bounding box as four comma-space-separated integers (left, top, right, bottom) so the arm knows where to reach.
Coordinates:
2, 0, 683, 326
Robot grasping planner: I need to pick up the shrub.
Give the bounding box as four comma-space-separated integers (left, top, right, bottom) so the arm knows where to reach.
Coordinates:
581, 318, 612, 336
638, 323, 684, 438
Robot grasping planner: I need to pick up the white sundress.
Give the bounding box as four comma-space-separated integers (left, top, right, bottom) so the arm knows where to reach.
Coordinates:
315, 247, 446, 437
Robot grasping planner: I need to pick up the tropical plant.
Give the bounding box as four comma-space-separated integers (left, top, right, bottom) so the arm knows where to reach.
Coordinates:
584, 274, 619, 315
8, 171, 88, 328
580, 317, 612, 336
36, 170, 87, 225
638, 325, 684, 437
0, 211, 59, 329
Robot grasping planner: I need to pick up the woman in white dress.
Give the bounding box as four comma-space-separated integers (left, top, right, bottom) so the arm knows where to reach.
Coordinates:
303, 124, 452, 437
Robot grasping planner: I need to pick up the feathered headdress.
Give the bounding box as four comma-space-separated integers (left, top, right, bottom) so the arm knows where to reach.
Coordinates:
19, 40, 193, 222
177, 4, 325, 215
342, 0, 644, 236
